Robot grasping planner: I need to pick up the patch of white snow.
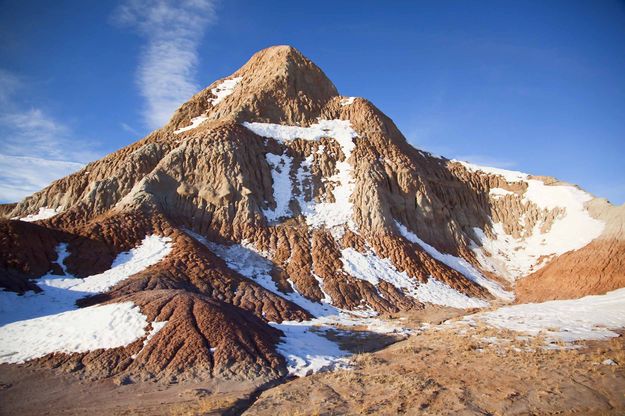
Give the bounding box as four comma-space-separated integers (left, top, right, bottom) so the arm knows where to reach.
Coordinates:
0, 302, 149, 364
341, 246, 488, 309
0, 235, 173, 363
174, 115, 208, 134
461, 286, 625, 343
455, 160, 528, 182
395, 221, 512, 300
242, 120, 359, 230
185, 230, 337, 317
489, 188, 514, 199
270, 320, 349, 377
264, 153, 293, 222
18, 206, 63, 222
209, 77, 242, 106
456, 161, 604, 280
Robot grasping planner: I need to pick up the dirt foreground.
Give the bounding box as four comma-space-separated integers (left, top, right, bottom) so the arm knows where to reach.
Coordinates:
0, 364, 264, 416
245, 326, 625, 415
1, 314, 624, 415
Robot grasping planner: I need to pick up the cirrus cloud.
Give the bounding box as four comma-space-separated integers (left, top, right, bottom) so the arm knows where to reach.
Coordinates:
112, 0, 217, 129
0, 70, 100, 203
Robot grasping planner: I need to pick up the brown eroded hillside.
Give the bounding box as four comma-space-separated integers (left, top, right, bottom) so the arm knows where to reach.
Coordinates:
0, 46, 621, 404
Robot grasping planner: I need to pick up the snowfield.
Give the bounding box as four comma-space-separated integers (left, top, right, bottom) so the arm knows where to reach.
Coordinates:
457, 160, 604, 280
0, 235, 173, 364
242, 119, 359, 230
395, 221, 512, 300
0, 302, 149, 364
459, 286, 625, 343
270, 321, 349, 377
341, 246, 489, 309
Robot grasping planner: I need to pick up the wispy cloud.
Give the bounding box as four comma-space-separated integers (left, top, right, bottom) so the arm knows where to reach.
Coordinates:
0, 69, 20, 105
0, 70, 99, 203
113, 0, 217, 129
120, 122, 142, 137
0, 107, 99, 163
0, 155, 83, 203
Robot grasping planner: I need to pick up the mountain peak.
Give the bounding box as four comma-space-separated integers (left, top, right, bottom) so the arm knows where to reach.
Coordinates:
247, 44, 305, 62
167, 45, 338, 129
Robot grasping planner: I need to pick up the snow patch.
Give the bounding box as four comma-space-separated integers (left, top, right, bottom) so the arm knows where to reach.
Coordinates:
242, 120, 357, 151
42, 235, 174, 295
489, 188, 514, 199
340, 97, 356, 106
210, 77, 242, 106
0, 235, 173, 363
456, 160, 604, 280
341, 246, 488, 309
17, 206, 63, 222
473, 197, 603, 280
270, 311, 411, 377
173, 77, 242, 134
295, 154, 314, 214
242, 120, 359, 230
144, 321, 167, 345
302, 155, 356, 230
461, 286, 625, 343
174, 115, 208, 134
264, 153, 293, 222
185, 230, 337, 318
395, 221, 512, 301
456, 160, 528, 182
270, 321, 349, 377
0, 302, 149, 364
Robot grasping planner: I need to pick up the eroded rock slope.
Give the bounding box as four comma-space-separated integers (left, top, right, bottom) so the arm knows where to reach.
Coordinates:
1, 45, 619, 383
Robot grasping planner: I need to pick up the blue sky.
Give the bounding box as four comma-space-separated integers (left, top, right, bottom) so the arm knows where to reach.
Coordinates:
1, 0, 624, 204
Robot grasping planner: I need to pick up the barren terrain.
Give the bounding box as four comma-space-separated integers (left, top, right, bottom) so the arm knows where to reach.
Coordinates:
246, 325, 625, 415
2, 307, 623, 415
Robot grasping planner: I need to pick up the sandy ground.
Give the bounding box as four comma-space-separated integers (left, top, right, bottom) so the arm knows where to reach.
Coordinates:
244, 325, 625, 415
0, 365, 264, 416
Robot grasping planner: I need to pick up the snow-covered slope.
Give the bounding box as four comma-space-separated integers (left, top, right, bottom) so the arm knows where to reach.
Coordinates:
340, 246, 488, 309
457, 286, 625, 343
395, 221, 512, 301
243, 120, 358, 230
458, 161, 604, 281
0, 235, 172, 364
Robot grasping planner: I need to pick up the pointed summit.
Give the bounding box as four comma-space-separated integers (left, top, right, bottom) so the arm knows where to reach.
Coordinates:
169, 45, 339, 130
